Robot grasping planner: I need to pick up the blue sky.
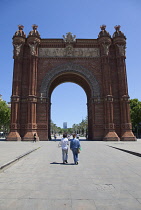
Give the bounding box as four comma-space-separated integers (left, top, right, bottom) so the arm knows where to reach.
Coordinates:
0, 0, 141, 128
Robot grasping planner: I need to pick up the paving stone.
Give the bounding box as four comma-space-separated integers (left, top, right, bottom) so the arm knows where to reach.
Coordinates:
72, 199, 96, 210
0, 140, 141, 209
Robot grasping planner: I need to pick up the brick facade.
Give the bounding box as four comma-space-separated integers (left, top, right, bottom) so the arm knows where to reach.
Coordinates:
7, 25, 136, 141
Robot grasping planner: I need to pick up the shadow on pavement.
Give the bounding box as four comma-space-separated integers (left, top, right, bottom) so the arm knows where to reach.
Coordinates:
108, 146, 141, 157
50, 138, 87, 141
50, 162, 75, 165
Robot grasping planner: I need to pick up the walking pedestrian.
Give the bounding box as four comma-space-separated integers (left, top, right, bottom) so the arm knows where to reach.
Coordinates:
58, 133, 69, 164
33, 133, 36, 142
54, 134, 57, 141
70, 134, 81, 165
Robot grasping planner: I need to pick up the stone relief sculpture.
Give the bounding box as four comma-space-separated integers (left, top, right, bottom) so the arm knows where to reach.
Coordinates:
13, 43, 22, 56
117, 44, 126, 56
102, 43, 110, 56
65, 45, 74, 56
28, 42, 37, 56
39, 47, 100, 58
63, 32, 76, 43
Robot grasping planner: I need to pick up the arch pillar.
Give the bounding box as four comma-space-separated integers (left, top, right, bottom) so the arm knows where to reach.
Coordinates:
103, 95, 120, 140
87, 98, 94, 140
113, 32, 136, 141
36, 97, 50, 141
23, 28, 40, 141
99, 36, 119, 141
7, 25, 26, 141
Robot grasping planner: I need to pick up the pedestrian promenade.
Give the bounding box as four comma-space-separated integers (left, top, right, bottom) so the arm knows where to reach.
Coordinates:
0, 139, 141, 210
0, 141, 40, 169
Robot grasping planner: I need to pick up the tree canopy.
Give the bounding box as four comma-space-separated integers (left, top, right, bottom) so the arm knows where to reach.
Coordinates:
50, 116, 88, 137
130, 98, 141, 137
0, 100, 11, 132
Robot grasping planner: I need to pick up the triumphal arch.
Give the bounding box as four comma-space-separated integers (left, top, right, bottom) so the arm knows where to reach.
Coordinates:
7, 24, 136, 141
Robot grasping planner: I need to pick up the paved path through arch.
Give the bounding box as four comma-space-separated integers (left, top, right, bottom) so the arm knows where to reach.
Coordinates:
0, 140, 141, 209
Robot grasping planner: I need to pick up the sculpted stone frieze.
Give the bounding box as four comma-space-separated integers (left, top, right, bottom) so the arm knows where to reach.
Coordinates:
38, 47, 100, 58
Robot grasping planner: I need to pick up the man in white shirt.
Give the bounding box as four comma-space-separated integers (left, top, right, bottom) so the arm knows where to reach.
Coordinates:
58, 133, 69, 164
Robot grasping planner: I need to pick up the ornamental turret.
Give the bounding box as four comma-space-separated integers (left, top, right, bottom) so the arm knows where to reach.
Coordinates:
98, 24, 111, 38
12, 25, 26, 58
28, 24, 40, 38
27, 25, 40, 56
112, 25, 126, 39
112, 25, 126, 57
98, 25, 111, 56
13, 25, 26, 38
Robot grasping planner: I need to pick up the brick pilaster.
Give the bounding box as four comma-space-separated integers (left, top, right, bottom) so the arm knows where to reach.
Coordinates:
7, 29, 26, 141
23, 36, 40, 140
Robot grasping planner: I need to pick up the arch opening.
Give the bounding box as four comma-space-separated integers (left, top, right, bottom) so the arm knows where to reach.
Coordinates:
50, 82, 88, 139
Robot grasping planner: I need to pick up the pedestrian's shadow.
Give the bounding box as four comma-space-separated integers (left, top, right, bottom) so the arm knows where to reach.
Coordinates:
50, 162, 74, 165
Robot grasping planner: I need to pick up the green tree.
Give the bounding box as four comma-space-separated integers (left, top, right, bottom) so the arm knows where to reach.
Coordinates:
50, 120, 59, 134
50, 115, 88, 138
0, 100, 11, 133
72, 116, 88, 136
130, 99, 141, 137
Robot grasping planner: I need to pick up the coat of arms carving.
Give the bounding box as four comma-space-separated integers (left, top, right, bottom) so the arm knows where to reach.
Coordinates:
63, 32, 76, 43
65, 45, 74, 56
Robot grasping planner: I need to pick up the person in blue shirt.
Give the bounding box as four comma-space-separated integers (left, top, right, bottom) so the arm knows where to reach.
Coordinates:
70, 134, 81, 165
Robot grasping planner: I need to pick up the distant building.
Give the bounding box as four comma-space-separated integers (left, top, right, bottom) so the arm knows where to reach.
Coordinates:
63, 122, 67, 129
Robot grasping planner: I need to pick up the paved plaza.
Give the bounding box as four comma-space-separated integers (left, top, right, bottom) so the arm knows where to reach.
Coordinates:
0, 139, 141, 210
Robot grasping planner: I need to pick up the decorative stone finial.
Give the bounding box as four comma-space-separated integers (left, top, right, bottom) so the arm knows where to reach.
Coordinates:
100, 24, 106, 31
63, 32, 76, 43
114, 25, 121, 31
98, 25, 111, 38
18, 25, 24, 30
32, 24, 38, 30
113, 25, 126, 39
13, 25, 26, 38
28, 24, 40, 38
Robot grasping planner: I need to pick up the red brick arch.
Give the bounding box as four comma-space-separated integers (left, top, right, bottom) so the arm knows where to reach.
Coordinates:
7, 25, 136, 141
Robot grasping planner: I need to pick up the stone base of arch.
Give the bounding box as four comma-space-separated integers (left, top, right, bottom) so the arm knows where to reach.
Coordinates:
22, 131, 39, 141
6, 131, 21, 141
103, 131, 120, 141
120, 131, 136, 141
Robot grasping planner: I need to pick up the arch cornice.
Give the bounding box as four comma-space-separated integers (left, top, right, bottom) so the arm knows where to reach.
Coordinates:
40, 62, 100, 98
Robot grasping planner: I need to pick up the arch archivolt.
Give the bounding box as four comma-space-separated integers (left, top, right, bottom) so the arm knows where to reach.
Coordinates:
40, 62, 100, 99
